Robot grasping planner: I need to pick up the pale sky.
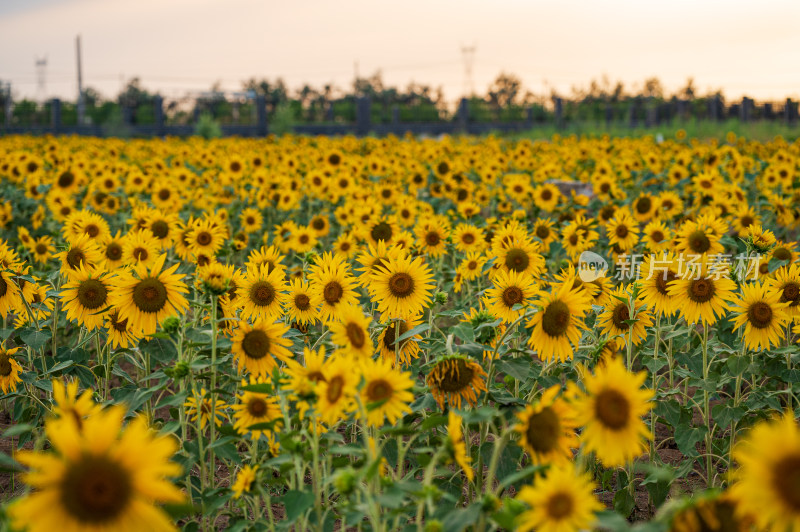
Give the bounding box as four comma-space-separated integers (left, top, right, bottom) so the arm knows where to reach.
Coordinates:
2, 0, 800, 104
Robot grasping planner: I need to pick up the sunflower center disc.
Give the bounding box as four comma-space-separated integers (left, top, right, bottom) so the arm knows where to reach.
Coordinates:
689, 278, 716, 303
774, 247, 791, 261
383, 322, 407, 350
110, 312, 128, 332
595, 388, 631, 430
651, 231, 664, 242
655, 270, 677, 296
151, 220, 169, 239
250, 281, 275, 307
242, 330, 270, 360
612, 304, 631, 330
525, 406, 560, 454
295, 294, 311, 311
541, 300, 570, 337
367, 379, 393, 402
462, 233, 475, 245
636, 197, 652, 213
546, 492, 574, 520
505, 249, 530, 273
783, 283, 800, 304
132, 278, 168, 313
35, 243, 48, 255
345, 322, 366, 348
133, 248, 148, 261
388, 273, 414, 298
247, 397, 268, 417
502, 286, 524, 307
688, 230, 711, 253
0, 277, 6, 298
196, 232, 212, 246
77, 279, 108, 310
66, 248, 86, 269
326, 376, 344, 402
436, 359, 475, 393
425, 232, 440, 246
536, 226, 550, 239
773, 455, 800, 511
747, 301, 773, 329
371, 222, 393, 242
85, 224, 100, 238
0, 356, 12, 376
323, 282, 343, 304
615, 225, 629, 238
60, 455, 133, 523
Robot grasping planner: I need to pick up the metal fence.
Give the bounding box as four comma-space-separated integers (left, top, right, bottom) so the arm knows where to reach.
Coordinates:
1, 94, 797, 138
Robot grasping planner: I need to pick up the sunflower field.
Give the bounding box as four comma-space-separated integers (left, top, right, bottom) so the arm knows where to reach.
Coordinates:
0, 132, 799, 531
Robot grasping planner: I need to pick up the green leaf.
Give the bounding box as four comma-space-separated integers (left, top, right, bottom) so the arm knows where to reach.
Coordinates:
239, 383, 273, 394
20, 328, 52, 351
441, 503, 482, 532
43, 360, 73, 375
0, 328, 14, 341
4, 424, 35, 438
674, 426, 707, 457
0, 450, 22, 472
495, 357, 531, 382
613, 487, 636, 518
397, 323, 430, 341
726, 355, 750, 376
595, 510, 631, 531
282, 490, 315, 523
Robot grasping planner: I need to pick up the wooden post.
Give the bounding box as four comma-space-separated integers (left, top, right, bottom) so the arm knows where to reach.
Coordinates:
122, 104, 133, 126
391, 105, 400, 126
553, 97, 563, 129
3, 85, 11, 129
456, 98, 469, 133
645, 97, 655, 127
740, 97, 751, 122
51, 98, 61, 133
763, 103, 773, 121
325, 101, 334, 122
153, 95, 164, 136
629, 98, 639, 128
256, 95, 267, 136
605, 102, 613, 127
355, 97, 371, 136
786, 98, 796, 126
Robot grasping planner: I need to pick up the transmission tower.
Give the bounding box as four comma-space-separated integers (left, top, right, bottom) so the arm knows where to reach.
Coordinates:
461, 45, 476, 98
35, 56, 47, 101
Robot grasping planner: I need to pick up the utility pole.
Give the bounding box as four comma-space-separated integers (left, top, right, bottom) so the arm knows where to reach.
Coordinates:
35, 56, 47, 102
461, 45, 476, 98
2, 81, 11, 128
76, 35, 84, 125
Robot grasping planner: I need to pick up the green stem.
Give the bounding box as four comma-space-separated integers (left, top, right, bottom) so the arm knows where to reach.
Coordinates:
702, 324, 714, 487
208, 296, 219, 489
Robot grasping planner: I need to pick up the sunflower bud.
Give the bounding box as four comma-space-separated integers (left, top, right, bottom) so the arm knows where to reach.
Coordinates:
434, 291, 448, 305
481, 493, 501, 512
333, 468, 357, 496
161, 316, 181, 333
166, 360, 190, 380
424, 520, 443, 532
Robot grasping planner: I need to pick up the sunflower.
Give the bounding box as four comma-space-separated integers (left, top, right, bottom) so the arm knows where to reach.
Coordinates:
290, 226, 318, 254
246, 245, 285, 275
729, 412, 800, 531
50, 378, 101, 423
642, 220, 672, 252
596, 286, 654, 347
100, 231, 125, 269
668, 263, 737, 325
606, 210, 639, 251
235, 264, 287, 322
232, 377, 283, 441
370, 254, 435, 319
769, 263, 800, 317
675, 217, 725, 258
239, 208, 263, 234
365, 216, 399, 247
315, 353, 358, 425
446, 411, 474, 481
358, 357, 414, 427
639, 253, 680, 317
231, 465, 259, 499
532, 183, 562, 212
415, 222, 449, 257
515, 464, 602, 532
231, 319, 293, 378
458, 252, 487, 281
309, 252, 359, 323
0, 269, 22, 320
484, 269, 538, 324
108, 254, 189, 336
184, 388, 227, 430
186, 218, 227, 258
284, 278, 318, 326
9, 405, 184, 532
453, 224, 484, 253
120, 230, 161, 268
514, 385, 578, 465
730, 281, 791, 351
426, 354, 488, 410
527, 282, 591, 362
0, 346, 22, 394
532, 218, 557, 249
332, 232, 359, 259
354, 241, 405, 291
104, 309, 142, 350
376, 314, 423, 366
57, 233, 103, 277
573, 357, 654, 466
30, 236, 54, 265
60, 263, 113, 331
632, 192, 659, 222
494, 237, 546, 277
669, 493, 749, 532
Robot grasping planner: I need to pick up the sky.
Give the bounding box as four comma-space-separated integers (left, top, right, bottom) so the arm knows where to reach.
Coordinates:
2, 0, 800, 105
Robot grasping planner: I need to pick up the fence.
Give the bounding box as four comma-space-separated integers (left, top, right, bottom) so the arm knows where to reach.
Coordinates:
1, 94, 798, 138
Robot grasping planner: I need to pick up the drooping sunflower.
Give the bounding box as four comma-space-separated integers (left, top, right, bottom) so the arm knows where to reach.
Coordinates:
104, 309, 142, 350
730, 281, 791, 351
668, 263, 737, 325
358, 357, 414, 427
484, 269, 538, 324
231, 377, 283, 441
231, 465, 259, 499
184, 388, 227, 430
573, 357, 654, 467
446, 411, 474, 481
60, 262, 113, 331
309, 252, 359, 323
514, 385, 578, 465
376, 314, 423, 366
669, 493, 750, 532
370, 254, 435, 319
527, 282, 591, 362
0, 346, 22, 394
729, 412, 800, 531
426, 354, 488, 410
596, 286, 654, 347
515, 464, 602, 532
231, 319, 293, 378
235, 264, 287, 322
108, 254, 189, 336
9, 405, 184, 532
